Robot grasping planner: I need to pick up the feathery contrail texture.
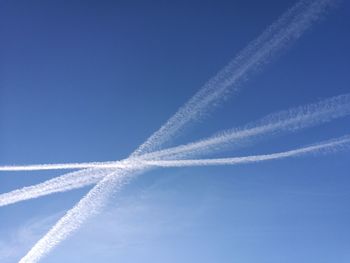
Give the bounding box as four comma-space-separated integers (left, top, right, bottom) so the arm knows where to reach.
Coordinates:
0, 169, 114, 207
2, 92, 350, 173
19, 1, 336, 262
10, 133, 350, 260
18, 167, 144, 263
147, 135, 350, 167
2, 135, 349, 172
3, 92, 348, 207
0, 161, 130, 172
133, 0, 336, 156
144, 93, 350, 159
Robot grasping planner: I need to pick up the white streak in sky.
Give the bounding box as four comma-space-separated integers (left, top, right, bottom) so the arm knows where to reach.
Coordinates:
144, 93, 350, 159
133, 0, 336, 156
0, 161, 130, 172
146, 135, 350, 167
2, 92, 348, 207
2, 93, 349, 172
18, 167, 145, 263
9, 133, 350, 260
0, 169, 114, 207
2, 134, 349, 172
19, 1, 337, 262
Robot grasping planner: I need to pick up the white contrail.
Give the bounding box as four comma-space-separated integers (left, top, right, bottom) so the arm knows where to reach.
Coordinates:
2, 135, 349, 172
19, 1, 337, 262
0, 161, 130, 172
133, 0, 336, 156
0, 169, 114, 207
143, 93, 350, 159
18, 166, 145, 263
2, 92, 348, 207
21, 131, 348, 263
1, 133, 349, 208
2, 93, 349, 173
146, 136, 350, 167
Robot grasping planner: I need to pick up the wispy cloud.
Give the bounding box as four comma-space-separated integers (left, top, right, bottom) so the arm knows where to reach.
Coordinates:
0, 214, 61, 263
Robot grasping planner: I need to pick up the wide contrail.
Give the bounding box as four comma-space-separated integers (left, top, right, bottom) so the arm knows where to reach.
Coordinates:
2, 91, 348, 207
0, 168, 114, 207
19, 1, 337, 262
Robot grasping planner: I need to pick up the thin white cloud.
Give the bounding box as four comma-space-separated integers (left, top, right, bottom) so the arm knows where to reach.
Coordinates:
0, 214, 61, 263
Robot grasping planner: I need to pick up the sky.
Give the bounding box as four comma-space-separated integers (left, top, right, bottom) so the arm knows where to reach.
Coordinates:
1, 0, 350, 262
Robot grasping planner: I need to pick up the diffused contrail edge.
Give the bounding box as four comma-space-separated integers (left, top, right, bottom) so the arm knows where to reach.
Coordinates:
19, 1, 337, 262
2, 91, 348, 207
133, 0, 336, 156
3, 92, 349, 173
13, 136, 350, 262
1, 135, 349, 173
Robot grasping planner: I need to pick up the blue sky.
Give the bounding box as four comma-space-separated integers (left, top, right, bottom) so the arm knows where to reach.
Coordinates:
1, 0, 350, 262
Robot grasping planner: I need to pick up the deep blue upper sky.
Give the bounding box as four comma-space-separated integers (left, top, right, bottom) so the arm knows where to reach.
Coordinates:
1, 0, 350, 262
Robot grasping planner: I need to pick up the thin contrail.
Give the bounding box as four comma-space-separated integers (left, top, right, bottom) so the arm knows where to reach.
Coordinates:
133, 0, 336, 156
2, 93, 349, 172
2, 132, 347, 210
2, 92, 348, 207
2, 132, 348, 212
19, 1, 337, 262
1, 135, 349, 172
143, 93, 350, 159
146, 136, 350, 167
0, 161, 130, 172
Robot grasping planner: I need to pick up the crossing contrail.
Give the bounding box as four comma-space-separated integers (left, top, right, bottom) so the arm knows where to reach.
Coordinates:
146, 136, 350, 167
2, 92, 348, 207
2, 92, 349, 172
19, 1, 337, 262
133, 0, 336, 156
1, 135, 349, 173
6, 132, 349, 256
0, 135, 350, 210
143, 93, 350, 159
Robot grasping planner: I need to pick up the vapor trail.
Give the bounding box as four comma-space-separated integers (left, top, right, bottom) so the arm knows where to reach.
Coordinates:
3, 93, 349, 172
0, 169, 114, 207
20, 131, 348, 263
144, 93, 350, 159
2, 135, 349, 174
133, 0, 336, 156
3, 92, 348, 207
20, 1, 337, 262
146, 136, 350, 167
0, 161, 130, 172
